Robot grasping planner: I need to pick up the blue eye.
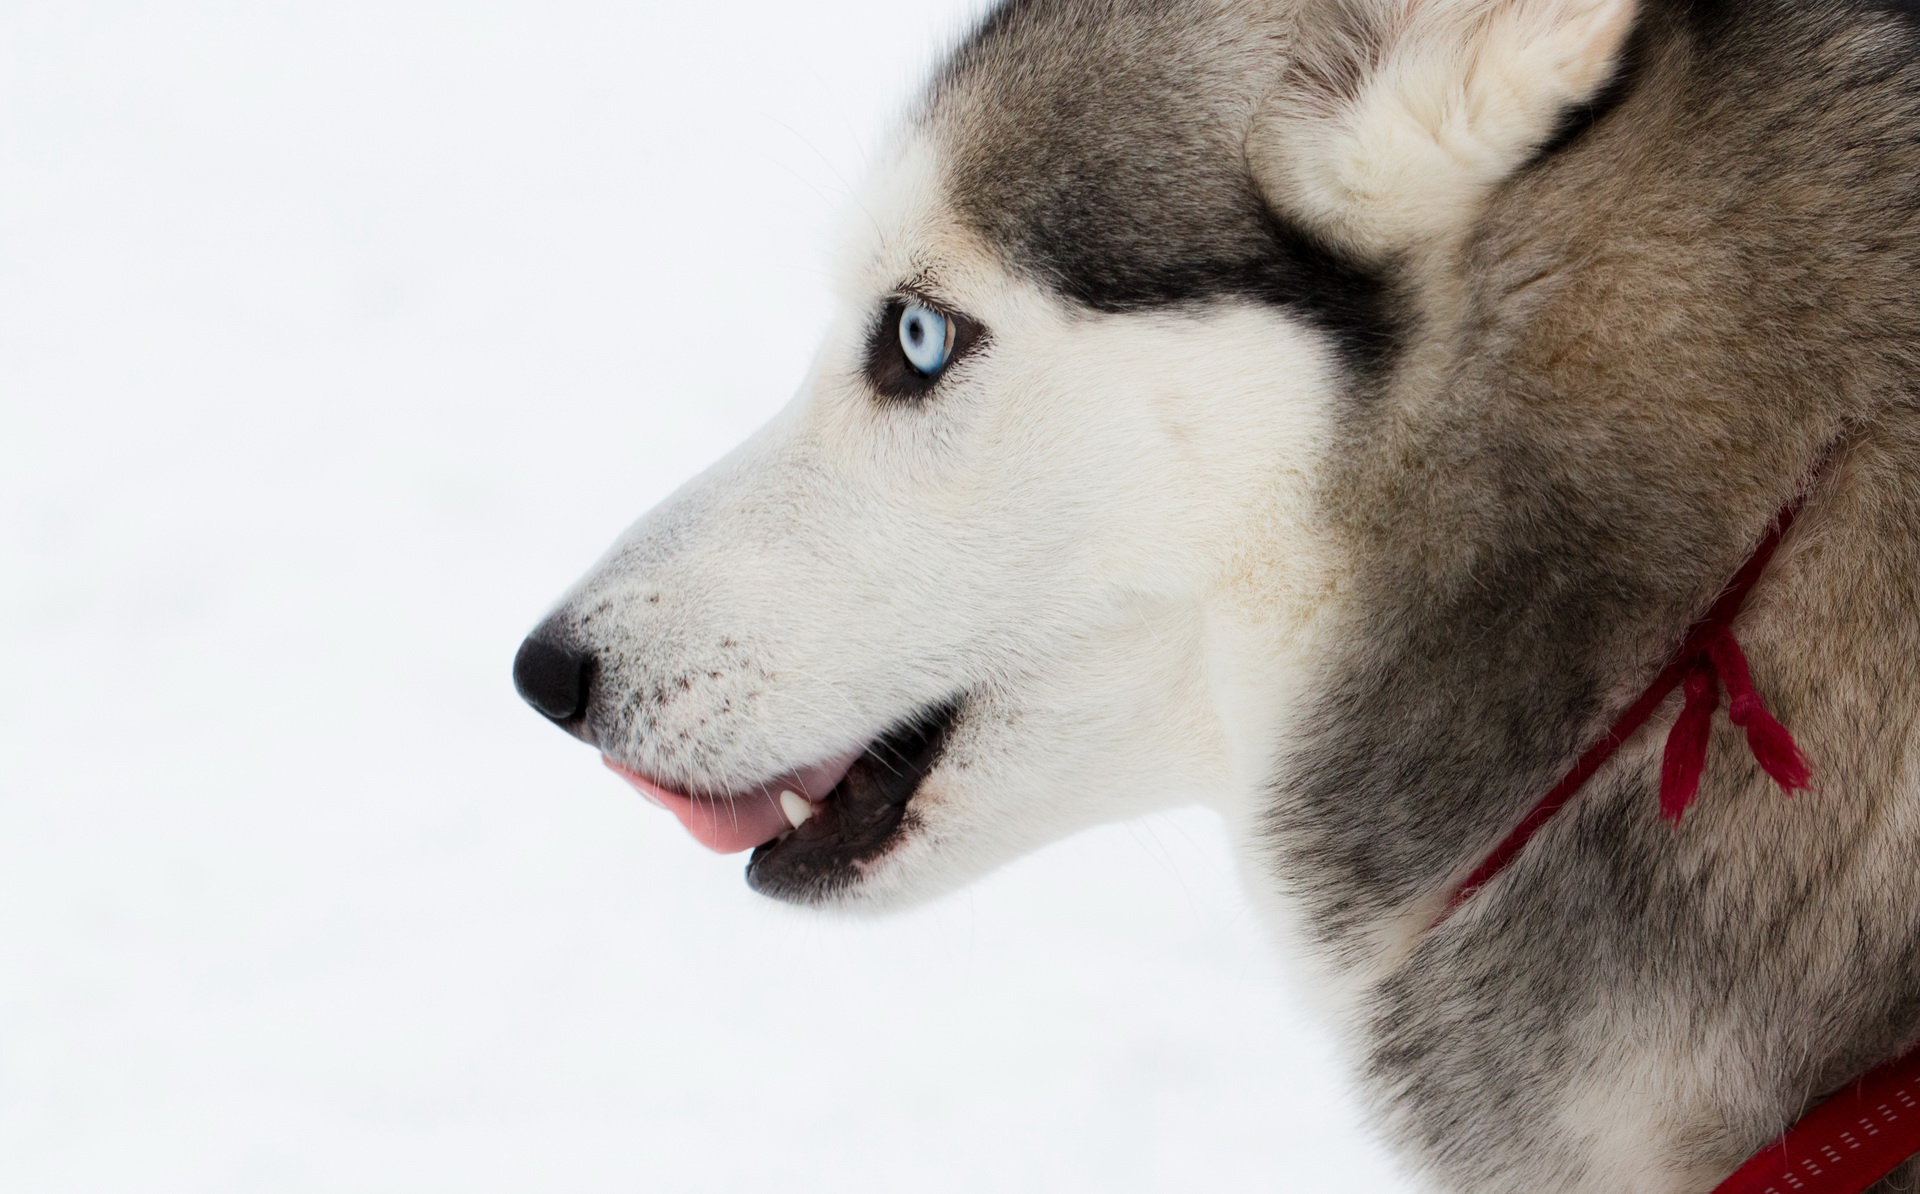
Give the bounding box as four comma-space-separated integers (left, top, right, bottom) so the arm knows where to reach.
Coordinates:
898, 302, 953, 375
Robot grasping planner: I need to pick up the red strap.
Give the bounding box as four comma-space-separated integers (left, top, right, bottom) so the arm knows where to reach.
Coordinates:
1440, 496, 1811, 917
1712, 1046, 1920, 1194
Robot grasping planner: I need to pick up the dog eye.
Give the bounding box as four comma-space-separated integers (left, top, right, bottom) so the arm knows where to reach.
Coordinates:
866, 297, 984, 402
898, 303, 954, 375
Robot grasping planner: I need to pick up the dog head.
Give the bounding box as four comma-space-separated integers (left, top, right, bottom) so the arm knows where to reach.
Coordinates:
514, 0, 1639, 909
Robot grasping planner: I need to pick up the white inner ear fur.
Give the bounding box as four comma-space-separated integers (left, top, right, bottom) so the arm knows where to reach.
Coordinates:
1253, 0, 1638, 255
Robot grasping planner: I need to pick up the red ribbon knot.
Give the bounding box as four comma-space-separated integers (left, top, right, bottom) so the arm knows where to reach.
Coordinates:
1658, 625, 1813, 823
1443, 493, 1816, 919
1431, 478, 1918, 1194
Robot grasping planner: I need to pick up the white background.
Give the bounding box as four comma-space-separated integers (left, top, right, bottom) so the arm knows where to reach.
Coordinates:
0, 2, 1412, 1190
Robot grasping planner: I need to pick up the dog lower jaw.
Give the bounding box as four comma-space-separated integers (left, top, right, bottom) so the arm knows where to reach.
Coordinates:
746, 699, 963, 904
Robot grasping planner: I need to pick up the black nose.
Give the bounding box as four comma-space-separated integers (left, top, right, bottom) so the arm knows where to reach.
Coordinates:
513, 633, 592, 723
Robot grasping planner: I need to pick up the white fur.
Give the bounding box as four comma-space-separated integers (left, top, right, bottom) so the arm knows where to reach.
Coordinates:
1255, 0, 1638, 255
557, 0, 1644, 927
562, 134, 1351, 909
534, 6, 1868, 1190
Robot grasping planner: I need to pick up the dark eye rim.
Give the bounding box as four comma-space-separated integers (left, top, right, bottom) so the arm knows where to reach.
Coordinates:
864, 294, 986, 402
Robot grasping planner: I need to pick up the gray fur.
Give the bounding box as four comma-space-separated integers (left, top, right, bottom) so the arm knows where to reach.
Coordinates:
933, 0, 1401, 366
935, 0, 1920, 1188
522, 0, 1920, 1186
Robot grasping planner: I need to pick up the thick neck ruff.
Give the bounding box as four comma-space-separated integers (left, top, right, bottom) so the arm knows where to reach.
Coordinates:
1442, 494, 1812, 920
1436, 480, 1920, 1193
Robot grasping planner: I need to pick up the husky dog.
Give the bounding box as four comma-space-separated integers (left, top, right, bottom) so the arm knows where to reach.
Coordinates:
514, 0, 1920, 1187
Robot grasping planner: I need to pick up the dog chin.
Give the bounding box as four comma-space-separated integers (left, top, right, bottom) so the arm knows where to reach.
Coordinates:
744, 698, 963, 904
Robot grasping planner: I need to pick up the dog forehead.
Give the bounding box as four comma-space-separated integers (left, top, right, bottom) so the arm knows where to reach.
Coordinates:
837, 135, 1001, 296
928, 0, 1276, 296
908, 0, 1397, 367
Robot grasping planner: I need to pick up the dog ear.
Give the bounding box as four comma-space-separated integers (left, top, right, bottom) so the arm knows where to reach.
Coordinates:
1251, 0, 1638, 255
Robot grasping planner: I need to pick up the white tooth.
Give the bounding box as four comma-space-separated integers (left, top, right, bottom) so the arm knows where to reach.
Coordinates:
780, 790, 812, 830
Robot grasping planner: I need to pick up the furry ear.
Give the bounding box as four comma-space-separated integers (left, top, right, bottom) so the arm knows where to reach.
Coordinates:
1251, 0, 1638, 255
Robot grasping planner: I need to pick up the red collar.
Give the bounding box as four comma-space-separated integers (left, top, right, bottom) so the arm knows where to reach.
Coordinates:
1713, 1047, 1920, 1194
1434, 483, 1920, 1193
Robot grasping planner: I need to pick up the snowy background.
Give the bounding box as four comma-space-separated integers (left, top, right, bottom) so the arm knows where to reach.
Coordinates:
0, 2, 1412, 1190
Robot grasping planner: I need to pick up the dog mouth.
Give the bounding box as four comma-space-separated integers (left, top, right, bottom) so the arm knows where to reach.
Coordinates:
602, 700, 962, 901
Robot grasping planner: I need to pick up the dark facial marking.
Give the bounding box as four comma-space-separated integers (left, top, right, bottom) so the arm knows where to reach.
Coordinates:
935, 0, 1402, 373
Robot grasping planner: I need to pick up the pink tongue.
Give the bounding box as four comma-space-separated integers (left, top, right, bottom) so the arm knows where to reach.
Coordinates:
602, 751, 863, 854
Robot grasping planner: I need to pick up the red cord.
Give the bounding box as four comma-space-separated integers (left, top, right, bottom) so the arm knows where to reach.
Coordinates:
1441, 494, 1811, 916
1430, 487, 1918, 1194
